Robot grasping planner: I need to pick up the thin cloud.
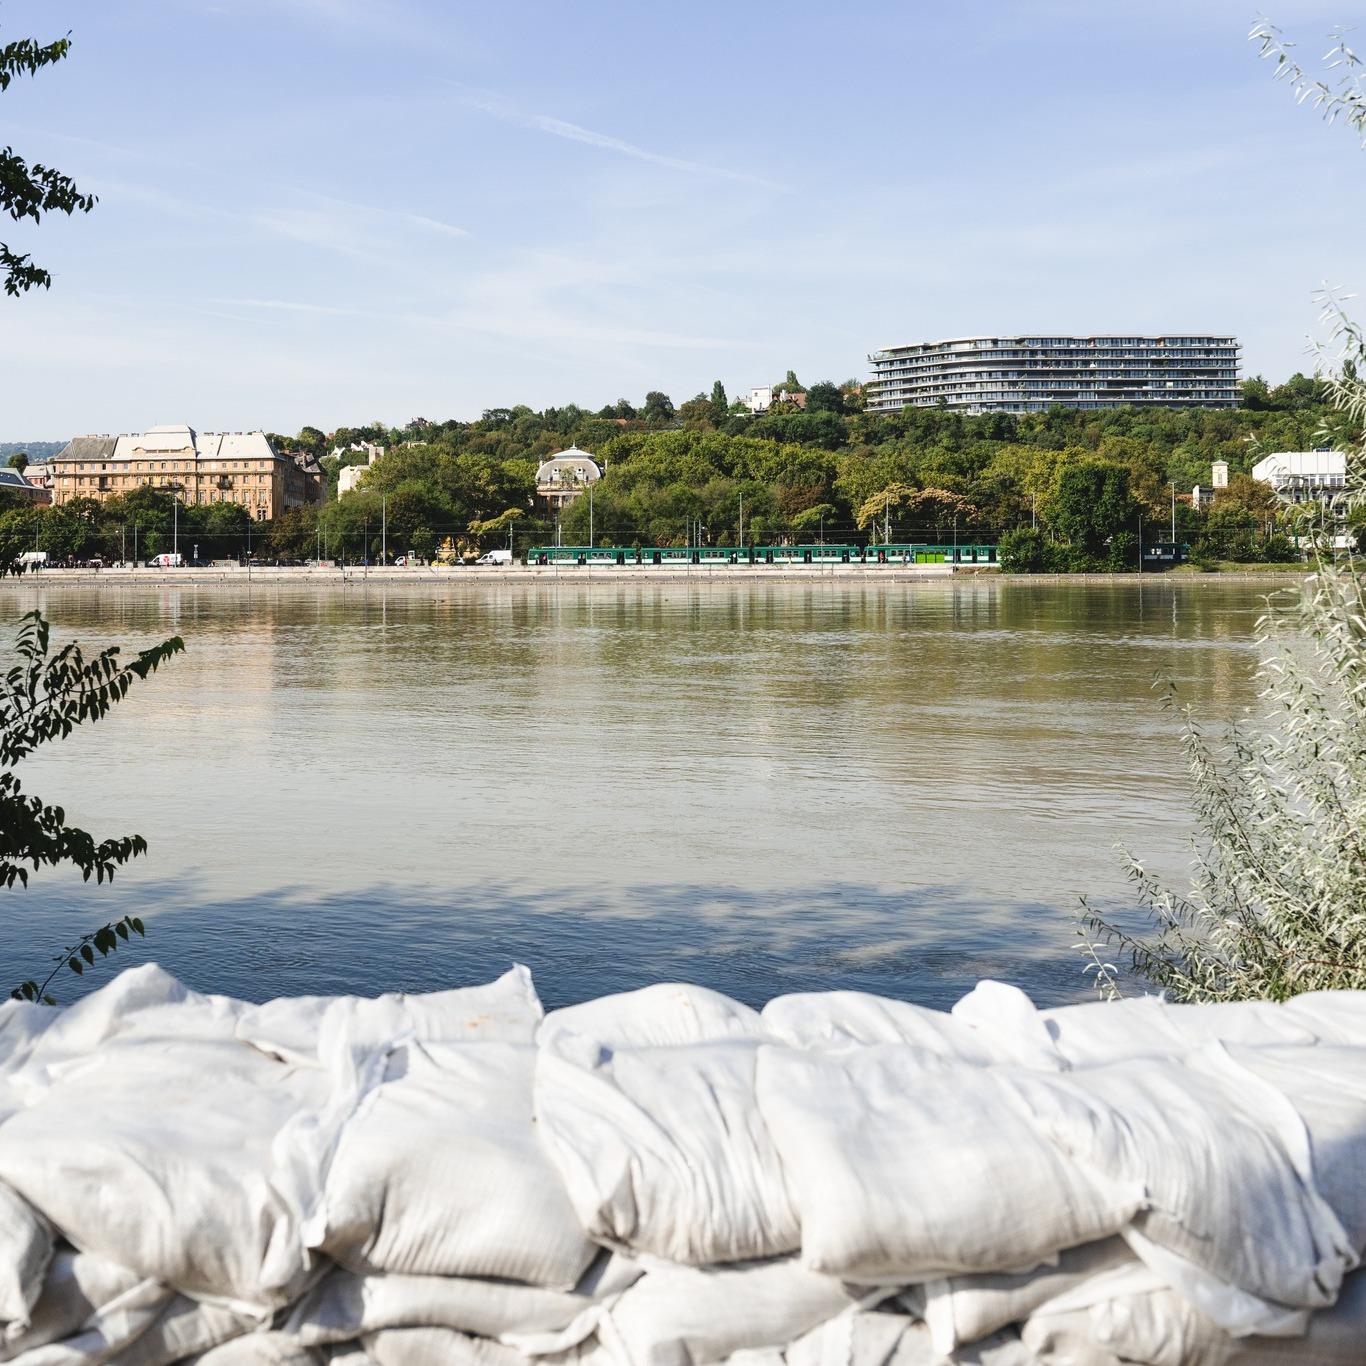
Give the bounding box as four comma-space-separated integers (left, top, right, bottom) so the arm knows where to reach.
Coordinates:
457, 91, 780, 189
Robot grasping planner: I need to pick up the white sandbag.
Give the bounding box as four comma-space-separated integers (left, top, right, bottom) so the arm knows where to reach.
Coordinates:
319, 1040, 595, 1289
0, 1028, 328, 1310
9, 968, 244, 1086
0, 1185, 52, 1334
1220, 1045, 1366, 1256
0, 1249, 144, 1362
1024, 1046, 1354, 1318
1035, 998, 1190, 1069
361, 1327, 524, 1366
760, 993, 994, 1065
535, 1031, 799, 1265
237, 967, 545, 1068
188, 1332, 322, 1366
783, 1307, 932, 1366
4, 1277, 173, 1366
1281, 992, 1366, 1047
284, 1269, 595, 1346
1020, 1277, 1354, 1366
921, 1238, 1136, 1354
756, 1044, 1137, 1280
1164, 1001, 1320, 1052
539, 985, 767, 1051
949, 983, 1067, 1071
599, 1258, 858, 1366
114, 1296, 257, 1366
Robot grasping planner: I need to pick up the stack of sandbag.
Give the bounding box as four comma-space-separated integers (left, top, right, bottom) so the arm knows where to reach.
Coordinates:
0, 965, 1364, 1366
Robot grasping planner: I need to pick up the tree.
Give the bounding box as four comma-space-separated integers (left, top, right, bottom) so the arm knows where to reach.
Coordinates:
6, 452, 26, 472
2, 25, 96, 295
709, 381, 728, 423
1081, 22, 1366, 1000
1049, 461, 1137, 555
805, 382, 846, 415
3, 611, 183, 1001
642, 391, 676, 426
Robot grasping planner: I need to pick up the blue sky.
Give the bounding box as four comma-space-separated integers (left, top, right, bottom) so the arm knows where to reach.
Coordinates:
2, 0, 1364, 437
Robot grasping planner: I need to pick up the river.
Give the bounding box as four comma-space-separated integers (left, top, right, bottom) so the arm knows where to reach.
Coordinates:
1, 576, 1278, 1009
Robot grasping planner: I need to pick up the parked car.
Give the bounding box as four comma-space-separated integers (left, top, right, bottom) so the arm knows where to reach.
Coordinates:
475, 549, 513, 566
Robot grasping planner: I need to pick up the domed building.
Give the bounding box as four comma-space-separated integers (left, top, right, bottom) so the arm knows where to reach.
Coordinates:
535, 445, 601, 512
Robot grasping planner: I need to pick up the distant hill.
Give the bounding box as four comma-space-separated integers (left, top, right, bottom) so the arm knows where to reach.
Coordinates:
0, 441, 66, 461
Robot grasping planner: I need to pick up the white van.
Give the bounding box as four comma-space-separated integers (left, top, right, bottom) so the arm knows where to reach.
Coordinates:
475, 549, 513, 566
147, 553, 183, 568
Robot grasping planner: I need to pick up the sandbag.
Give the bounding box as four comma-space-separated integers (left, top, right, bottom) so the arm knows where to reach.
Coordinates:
3, 1276, 173, 1366
760, 993, 994, 1065
360, 1327, 523, 1366
237, 967, 545, 1068
1021, 1047, 1354, 1320
0, 1026, 327, 1311
536, 986, 796, 1266
921, 1239, 1136, 1354
188, 1333, 322, 1366
1282, 992, 1366, 1047
0, 1248, 145, 1362
114, 1296, 257, 1366
756, 1044, 1137, 1280
1222, 1044, 1366, 1254
1021, 1275, 1366, 1366
285, 1269, 597, 1346
535, 1033, 798, 1266
319, 1041, 595, 1289
949, 982, 1069, 1071
782, 1307, 932, 1366
1035, 998, 1190, 1069
600, 1258, 858, 1366
0, 1186, 51, 1335
537, 986, 767, 1052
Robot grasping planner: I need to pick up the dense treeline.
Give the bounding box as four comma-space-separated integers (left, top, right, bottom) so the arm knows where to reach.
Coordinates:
0, 373, 1350, 566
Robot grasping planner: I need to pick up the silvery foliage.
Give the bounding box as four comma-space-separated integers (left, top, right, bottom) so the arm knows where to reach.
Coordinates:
1081, 22, 1366, 1002
1085, 301, 1366, 1001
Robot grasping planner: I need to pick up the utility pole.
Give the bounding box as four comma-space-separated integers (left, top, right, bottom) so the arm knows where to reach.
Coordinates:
589, 483, 593, 548
1170, 481, 1176, 546
1138, 515, 1143, 574
884, 491, 890, 545
738, 491, 743, 549
173, 500, 178, 559
382, 494, 387, 565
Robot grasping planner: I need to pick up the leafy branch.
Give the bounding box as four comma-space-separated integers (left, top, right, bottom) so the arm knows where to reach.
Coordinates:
11, 916, 145, 1005
3, 610, 182, 1000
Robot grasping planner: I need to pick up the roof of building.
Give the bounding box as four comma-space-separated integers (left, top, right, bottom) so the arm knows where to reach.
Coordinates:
57, 436, 118, 461
0, 469, 44, 495
57, 428, 282, 464
536, 447, 601, 483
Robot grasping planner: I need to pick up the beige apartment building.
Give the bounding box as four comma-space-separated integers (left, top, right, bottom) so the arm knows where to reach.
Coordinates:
50, 425, 323, 520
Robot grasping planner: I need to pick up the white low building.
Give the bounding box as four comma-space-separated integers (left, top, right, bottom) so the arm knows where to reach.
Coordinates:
1251, 450, 1347, 498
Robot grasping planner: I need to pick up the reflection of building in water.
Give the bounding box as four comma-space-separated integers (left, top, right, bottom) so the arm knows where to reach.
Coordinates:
535, 446, 601, 513
51, 425, 322, 520
1251, 450, 1347, 501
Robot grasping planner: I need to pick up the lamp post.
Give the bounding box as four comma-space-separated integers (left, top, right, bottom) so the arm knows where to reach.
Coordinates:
381, 494, 386, 566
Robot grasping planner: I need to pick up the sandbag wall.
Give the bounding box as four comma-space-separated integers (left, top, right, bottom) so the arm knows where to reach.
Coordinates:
0, 964, 1364, 1366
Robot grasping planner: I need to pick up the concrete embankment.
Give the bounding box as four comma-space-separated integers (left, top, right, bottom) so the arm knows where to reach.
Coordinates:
7, 565, 1311, 589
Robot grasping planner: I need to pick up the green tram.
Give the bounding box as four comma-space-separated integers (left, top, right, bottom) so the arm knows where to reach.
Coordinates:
525, 543, 999, 567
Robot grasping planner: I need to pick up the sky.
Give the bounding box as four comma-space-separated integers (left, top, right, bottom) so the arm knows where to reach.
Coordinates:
2, 0, 1365, 438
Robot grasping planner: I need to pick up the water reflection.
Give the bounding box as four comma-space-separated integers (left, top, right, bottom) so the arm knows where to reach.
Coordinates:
1, 578, 1273, 1006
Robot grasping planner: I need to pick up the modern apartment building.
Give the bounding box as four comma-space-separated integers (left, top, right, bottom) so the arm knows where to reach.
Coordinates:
50, 425, 323, 520
866, 335, 1241, 414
